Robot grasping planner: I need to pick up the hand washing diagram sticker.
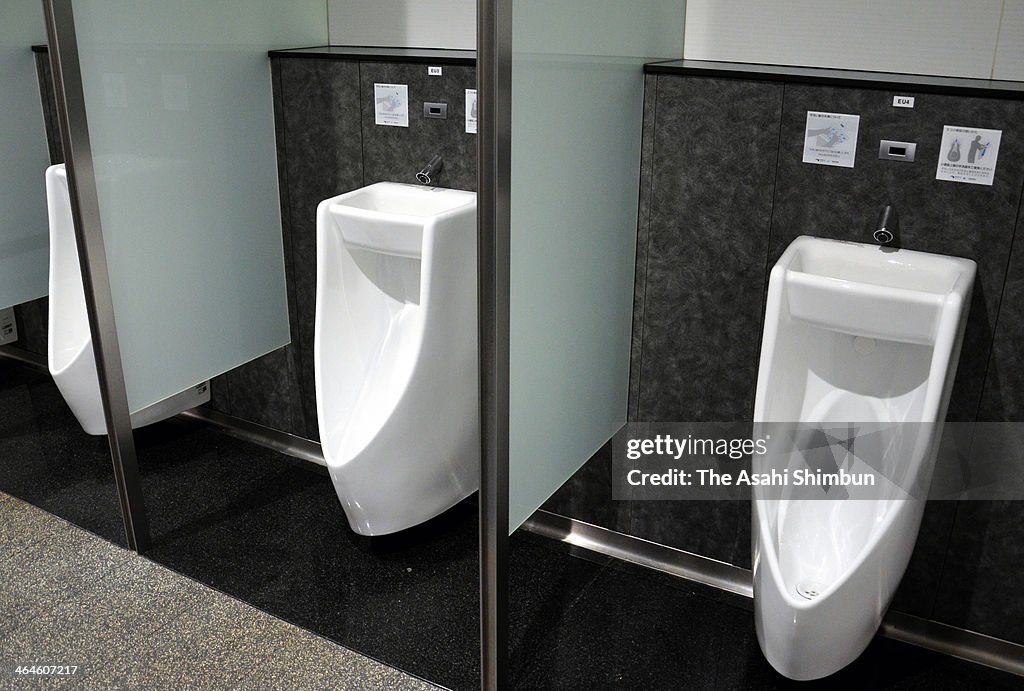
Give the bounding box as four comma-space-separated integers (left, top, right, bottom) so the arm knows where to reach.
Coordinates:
802, 111, 860, 168
465, 89, 478, 134
374, 83, 409, 127
936, 125, 1001, 186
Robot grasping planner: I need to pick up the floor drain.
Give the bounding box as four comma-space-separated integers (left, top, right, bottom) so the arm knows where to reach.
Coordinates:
796, 582, 825, 600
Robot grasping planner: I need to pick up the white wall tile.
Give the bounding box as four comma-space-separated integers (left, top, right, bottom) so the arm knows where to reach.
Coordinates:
328, 0, 475, 50
684, 0, 1004, 79
994, 0, 1024, 80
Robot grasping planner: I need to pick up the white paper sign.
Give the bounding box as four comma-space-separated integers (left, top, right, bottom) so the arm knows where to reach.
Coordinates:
0, 307, 17, 346
374, 83, 409, 127
802, 111, 860, 168
465, 89, 478, 134
936, 125, 1001, 186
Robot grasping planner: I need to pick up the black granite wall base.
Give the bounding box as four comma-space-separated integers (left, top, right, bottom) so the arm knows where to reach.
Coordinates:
547, 71, 1024, 645
206, 54, 477, 440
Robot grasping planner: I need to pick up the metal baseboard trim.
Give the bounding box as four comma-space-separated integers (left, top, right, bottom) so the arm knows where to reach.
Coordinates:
521, 510, 752, 598
0, 353, 329, 473
882, 610, 1024, 676
521, 509, 1024, 677
177, 407, 326, 468
0, 346, 48, 372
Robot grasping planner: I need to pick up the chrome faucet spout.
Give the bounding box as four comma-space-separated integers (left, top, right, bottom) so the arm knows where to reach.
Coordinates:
416, 154, 443, 185
873, 204, 900, 249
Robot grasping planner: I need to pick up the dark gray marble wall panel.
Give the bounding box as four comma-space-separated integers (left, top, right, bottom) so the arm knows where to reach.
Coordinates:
628, 74, 658, 424
623, 76, 782, 566
358, 62, 477, 192
12, 298, 47, 356
931, 500, 1024, 643
34, 52, 63, 165
540, 441, 629, 533
636, 76, 782, 423
222, 347, 306, 433
769, 85, 1024, 422
888, 501, 958, 618
979, 201, 1024, 421
631, 499, 752, 568
208, 373, 231, 415
270, 57, 364, 440
933, 204, 1024, 645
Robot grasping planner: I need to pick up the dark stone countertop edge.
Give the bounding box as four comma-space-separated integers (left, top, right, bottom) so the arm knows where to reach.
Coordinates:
269, 45, 475, 65
33, 43, 476, 66
645, 59, 1024, 100
38, 44, 1017, 100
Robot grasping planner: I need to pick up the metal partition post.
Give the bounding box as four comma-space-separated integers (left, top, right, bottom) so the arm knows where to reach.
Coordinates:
477, 0, 512, 688
41, 0, 150, 552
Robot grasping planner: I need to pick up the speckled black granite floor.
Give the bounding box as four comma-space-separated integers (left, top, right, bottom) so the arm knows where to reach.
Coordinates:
0, 359, 126, 547
131, 419, 480, 691
3, 358, 1022, 690
508, 533, 1023, 689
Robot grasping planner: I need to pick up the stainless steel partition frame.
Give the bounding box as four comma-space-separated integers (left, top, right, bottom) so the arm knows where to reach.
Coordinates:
477, 0, 512, 688
41, 0, 150, 552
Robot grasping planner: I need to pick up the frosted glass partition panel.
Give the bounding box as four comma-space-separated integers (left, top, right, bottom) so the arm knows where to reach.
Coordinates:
69, 2, 327, 413
509, 1, 685, 531
0, 1, 50, 310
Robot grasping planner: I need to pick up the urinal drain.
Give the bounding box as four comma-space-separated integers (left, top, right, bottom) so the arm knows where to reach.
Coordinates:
796, 582, 825, 600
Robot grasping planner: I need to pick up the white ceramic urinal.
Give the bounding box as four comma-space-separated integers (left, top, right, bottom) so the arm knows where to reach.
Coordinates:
752, 236, 975, 680
46, 164, 209, 435
315, 182, 478, 536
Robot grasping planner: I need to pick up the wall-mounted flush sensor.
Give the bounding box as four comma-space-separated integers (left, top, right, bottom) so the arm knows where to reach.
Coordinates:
878, 139, 917, 162
423, 102, 448, 119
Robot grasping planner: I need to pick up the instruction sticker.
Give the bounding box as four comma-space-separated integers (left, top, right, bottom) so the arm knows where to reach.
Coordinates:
465, 89, 478, 134
0, 307, 17, 346
802, 111, 860, 168
374, 83, 409, 127
936, 125, 1001, 186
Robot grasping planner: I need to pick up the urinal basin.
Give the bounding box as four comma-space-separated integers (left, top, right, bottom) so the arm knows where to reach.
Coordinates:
327, 182, 476, 258
782, 236, 974, 345
315, 182, 478, 535
753, 236, 975, 680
